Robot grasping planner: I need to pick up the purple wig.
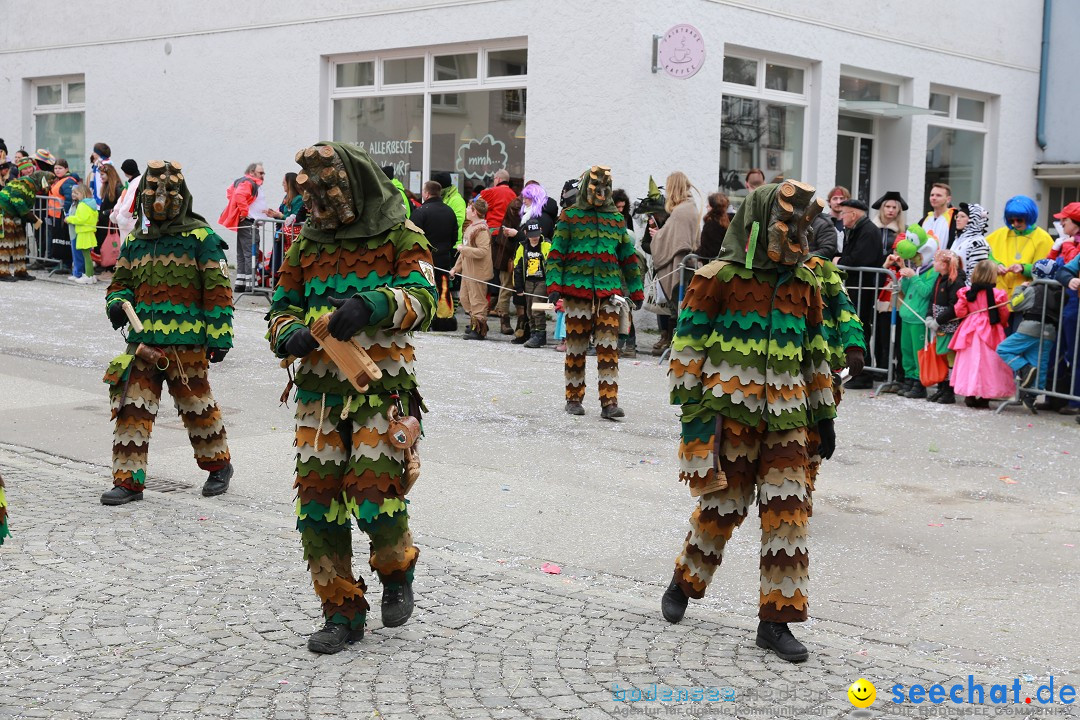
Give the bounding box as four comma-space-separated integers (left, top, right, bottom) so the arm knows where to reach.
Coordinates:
520, 182, 548, 222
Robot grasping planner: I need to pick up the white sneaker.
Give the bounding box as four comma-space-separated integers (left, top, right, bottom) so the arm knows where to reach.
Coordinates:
76, 275, 96, 284
67, 275, 80, 282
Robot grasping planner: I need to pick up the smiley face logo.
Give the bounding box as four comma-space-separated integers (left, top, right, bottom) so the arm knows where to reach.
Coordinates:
848, 678, 876, 708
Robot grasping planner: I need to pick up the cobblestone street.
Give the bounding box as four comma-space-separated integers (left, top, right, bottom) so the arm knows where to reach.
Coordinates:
2, 444, 1076, 720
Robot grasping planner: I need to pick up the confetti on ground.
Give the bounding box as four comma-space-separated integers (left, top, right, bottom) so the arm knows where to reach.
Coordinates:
928, 523, 945, 527
278, 680, 289, 685
999, 476, 1018, 484
198, 516, 208, 521
540, 562, 561, 575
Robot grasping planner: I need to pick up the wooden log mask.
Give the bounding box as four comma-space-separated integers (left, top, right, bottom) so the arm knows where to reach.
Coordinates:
584, 165, 612, 208
766, 180, 824, 266
294, 145, 357, 230
141, 161, 184, 222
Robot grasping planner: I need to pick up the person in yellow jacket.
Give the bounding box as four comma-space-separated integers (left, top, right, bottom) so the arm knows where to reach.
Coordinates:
65, 183, 100, 284
986, 195, 1053, 300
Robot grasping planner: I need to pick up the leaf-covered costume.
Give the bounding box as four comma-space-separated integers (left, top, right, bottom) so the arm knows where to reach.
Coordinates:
546, 170, 644, 407
0, 172, 50, 279
668, 183, 836, 623
104, 172, 234, 491
266, 143, 435, 633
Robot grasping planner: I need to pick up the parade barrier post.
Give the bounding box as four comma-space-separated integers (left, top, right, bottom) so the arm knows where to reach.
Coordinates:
234, 217, 284, 301
29, 194, 65, 274
996, 277, 1080, 414
836, 264, 900, 394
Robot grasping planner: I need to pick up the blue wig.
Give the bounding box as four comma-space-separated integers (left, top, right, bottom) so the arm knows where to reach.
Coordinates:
1003, 195, 1038, 227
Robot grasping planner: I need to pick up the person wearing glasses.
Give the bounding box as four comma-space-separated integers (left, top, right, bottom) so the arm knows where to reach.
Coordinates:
985, 195, 1053, 307
218, 162, 265, 293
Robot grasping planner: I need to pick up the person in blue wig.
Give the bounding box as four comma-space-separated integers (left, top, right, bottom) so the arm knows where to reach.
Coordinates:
986, 196, 1053, 306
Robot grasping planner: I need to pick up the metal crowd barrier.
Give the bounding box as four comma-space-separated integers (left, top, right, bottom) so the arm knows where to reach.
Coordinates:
835, 264, 900, 393
996, 276, 1080, 414
233, 217, 287, 301
27, 193, 67, 274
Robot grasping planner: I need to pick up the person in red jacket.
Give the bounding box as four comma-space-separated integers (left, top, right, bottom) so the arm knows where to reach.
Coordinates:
480, 168, 519, 331
218, 162, 264, 292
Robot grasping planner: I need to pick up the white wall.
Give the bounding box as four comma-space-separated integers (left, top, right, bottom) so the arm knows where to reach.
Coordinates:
0, 0, 1044, 257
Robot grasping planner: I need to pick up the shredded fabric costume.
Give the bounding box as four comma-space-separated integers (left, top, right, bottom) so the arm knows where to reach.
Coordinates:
0, 172, 51, 279
266, 142, 435, 634
545, 167, 644, 407
668, 183, 836, 623
103, 172, 234, 491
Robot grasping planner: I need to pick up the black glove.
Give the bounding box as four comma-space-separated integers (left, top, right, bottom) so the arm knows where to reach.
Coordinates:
206, 347, 229, 364
547, 291, 560, 305
845, 347, 865, 377
284, 327, 319, 358
816, 418, 836, 460
108, 302, 128, 330
326, 296, 371, 341
633, 298, 643, 311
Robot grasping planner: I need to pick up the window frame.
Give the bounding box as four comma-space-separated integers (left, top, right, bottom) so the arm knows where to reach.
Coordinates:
30, 74, 86, 176
720, 48, 811, 196
327, 39, 527, 189
925, 84, 992, 207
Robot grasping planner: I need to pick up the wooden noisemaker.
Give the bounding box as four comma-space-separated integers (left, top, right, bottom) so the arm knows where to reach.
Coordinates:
308, 314, 383, 393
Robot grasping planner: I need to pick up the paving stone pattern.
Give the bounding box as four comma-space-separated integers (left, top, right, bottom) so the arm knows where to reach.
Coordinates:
0, 445, 1074, 720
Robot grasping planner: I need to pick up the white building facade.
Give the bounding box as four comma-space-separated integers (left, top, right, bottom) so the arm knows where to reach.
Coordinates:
1, 0, 1057, 254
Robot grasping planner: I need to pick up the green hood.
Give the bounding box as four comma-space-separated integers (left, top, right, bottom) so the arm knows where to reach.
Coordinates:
573, 168, 617, 213
718, 184, 787, 271
133, 166, 211, 240
298, 141, 406, 243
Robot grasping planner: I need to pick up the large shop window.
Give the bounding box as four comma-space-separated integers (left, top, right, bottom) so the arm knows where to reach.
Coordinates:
31, 76, 86, 178
330, 42, 527, 196
719, 52, 809, 202
925, 87, 990, 211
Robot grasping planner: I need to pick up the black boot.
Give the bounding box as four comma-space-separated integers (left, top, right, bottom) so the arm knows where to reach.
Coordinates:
844, 374, 873, 390
523, 331, 546, 349
100, 486, 144, 506
906, 383, 928, 399
927, 382, 946, 402
511, 317, 530, 344
600, 404, 625, 420
381, 582, 414, 627
202, 463, 233, 497
661, 573, 689, 623
564, 401, 585, 416
755, 621, 809, 663
935, 383, 956, 405
307, 620, 364, 654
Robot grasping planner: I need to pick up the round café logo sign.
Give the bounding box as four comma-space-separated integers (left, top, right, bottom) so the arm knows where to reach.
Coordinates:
657, 24, 705, 79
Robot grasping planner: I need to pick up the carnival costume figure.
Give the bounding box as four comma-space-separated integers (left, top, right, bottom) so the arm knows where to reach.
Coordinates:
266, 143, 435, 655
0, 170, 53, 281
661, 181, 837, 663
545, 166, 644, 419
101, 161, 234, 506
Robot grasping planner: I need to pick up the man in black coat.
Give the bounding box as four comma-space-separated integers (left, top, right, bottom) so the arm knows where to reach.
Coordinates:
411, 180, 460, 331
837, 199, 884, 388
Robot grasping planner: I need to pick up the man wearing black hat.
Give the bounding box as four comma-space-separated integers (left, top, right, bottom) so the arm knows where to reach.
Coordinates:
411, 180, 459, 331
838, 198, 884, 389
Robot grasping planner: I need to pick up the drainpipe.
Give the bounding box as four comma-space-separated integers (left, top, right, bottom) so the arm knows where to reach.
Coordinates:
1036, 0, 1051, 150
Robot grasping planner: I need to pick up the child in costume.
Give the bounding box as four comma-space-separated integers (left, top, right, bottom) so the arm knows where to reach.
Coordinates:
890, 228, 940, 399
101, 161, 234, 505
546, 166, 644, 419
450, 198, 492, 340
662, 180, 836, 664
65, 183, 99, 284
512, 218, 552, 348
924, 250, 967, 404
950, 259, 1014, 408
997, 259, 1061, 409
266, 142, 435, 655
0, 170, 52, 281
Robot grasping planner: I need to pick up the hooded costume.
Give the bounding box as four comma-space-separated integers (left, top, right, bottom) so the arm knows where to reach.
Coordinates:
545, 166, 644, 416
0, 170, 53, 280
101, 162, 234, 504
951, 203, 990, 275
664, 181, 836, 658
266, 142, 435, 647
